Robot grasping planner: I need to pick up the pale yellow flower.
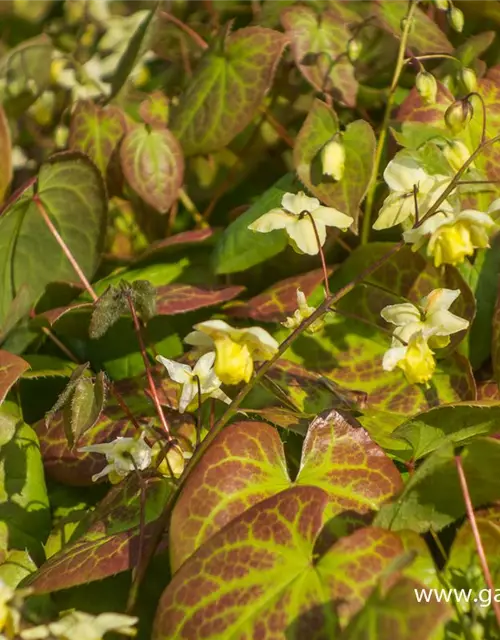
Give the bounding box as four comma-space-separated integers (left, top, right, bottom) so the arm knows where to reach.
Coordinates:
78, 432, 152, 483
382, 332, 436, 386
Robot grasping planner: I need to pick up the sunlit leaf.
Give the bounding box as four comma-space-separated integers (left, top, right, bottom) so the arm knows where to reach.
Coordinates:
0, 350, 29, 405
156, 283, 244, 315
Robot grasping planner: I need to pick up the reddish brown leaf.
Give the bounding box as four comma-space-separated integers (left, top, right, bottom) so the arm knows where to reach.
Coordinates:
37, 302, 92, 326
227, 268, 329, 322
477, 381, 500, 402
156, 284, 244, 315
0, 350, 30, 404
136, 228, 215, 263
139, 91, 170, 129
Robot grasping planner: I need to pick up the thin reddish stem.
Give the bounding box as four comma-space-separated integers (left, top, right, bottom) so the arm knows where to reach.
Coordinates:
125, 293, 173, 440
305, 212, 331, 296
455, 453, 500, 629
33, 195, 98, 302
259, 107, 295, 148
160, 11, 208, 50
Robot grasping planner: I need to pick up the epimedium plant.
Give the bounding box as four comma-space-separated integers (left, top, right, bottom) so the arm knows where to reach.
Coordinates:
3, 0, 500, 638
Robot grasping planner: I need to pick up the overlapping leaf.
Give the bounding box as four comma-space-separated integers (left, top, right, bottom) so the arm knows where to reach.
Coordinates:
170, 410, 401, 571
156, 284, 244, 315
294, 100, 376, 230
136, 228, 214, 264
28, 476, 172, 592
157, 487, 407, 639
68, 101, 126, 180
374, 2, 452, 54
228, 268, 327, 322
281, 6, 357, 106
0, 350, 29, 405
375, 438, 500, 532
0, 105, 12, 203
139, 91, 170, 128
171, 26, 287, 156
0, 152, 107, 329
120, 124, 184, 213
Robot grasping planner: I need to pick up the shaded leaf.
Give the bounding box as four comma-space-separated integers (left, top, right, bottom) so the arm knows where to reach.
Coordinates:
156, 283, 244, 315
375, 438, 500, 532
282, 6, 358, 105
214, 173, 299, 274
0, 350, 29, 405
0, 152, 107, 329
20, 355, 77, 379
120, 123, 184, 213
139, 91, 170, 128
131, 279, 157, 322
171, 26, 287, 156
45, 362, 90, 428
136, 228, 214, 264
170, 411, 401, 571
228, 268, 328, 322
68, 101, 126, 180
157, 487, 405, 639
374, 2, 452, 54
0, 104, 12, 203
294, 100, 376, 230
63, 371, 107, 448
89, 285, 128, 340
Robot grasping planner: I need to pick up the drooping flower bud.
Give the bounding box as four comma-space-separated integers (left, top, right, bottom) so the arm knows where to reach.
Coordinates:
443, 140, 471, 173
435, 0, 449, 9
448, 5, 464, 32
347, 38, 362, 63
321, 134, 345, 181
460, 67, 477, 93
416, 71, 438, 105
444, 98, 473, 134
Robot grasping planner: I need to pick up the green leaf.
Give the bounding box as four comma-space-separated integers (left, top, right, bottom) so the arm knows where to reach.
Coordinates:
139, 91, 170, 129
459, 237, 500, 369
341, 578, 452, 640
19, 355, 77, 379
131, 280, 157, 322
294, 100, 376, 231
170, 411, 401, 572
0, 35, 53, 114
392, 403, 500, 461
213, 173, 299, 274
157, 487, 407, 639
108, 5, 158, 102
0, 401, 50, 555
171, 26, 287, 156
68, 101, 126, 180
374, 2, 452, 54
375, 438, 500, 533
281, 6, 358, 106
0, 152, 107, 329
45, 362, 90, 428
0, 350, 29, 405
120, 124, 184, 214
89, 285, 129, 340
0, 104, 12, 203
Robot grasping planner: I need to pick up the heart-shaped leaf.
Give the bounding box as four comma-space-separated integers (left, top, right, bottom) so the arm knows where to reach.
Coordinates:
294, 100, 376, 230
170, 410, 401, 571
282, 6, 358, 106
171, 26, 287, 156
120, 124, 184, 213
0, 152, 107, 329
157, 487, 406, 639
139, 91, 170, 128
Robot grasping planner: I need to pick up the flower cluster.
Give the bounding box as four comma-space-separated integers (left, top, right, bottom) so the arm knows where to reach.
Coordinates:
79, 432, 153, 483
372, 149, 498, 267
19, 610, 137, 640
380, 288, 469, 385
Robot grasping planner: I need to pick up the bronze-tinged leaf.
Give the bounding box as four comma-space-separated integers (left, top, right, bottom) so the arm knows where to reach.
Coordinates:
68, 101, 126, 181
227, 268, 328, 322
156, 283, 244, 315
120, 123, 184, 214
135, 228, 215, 263
170, 411, 401, 572
0, 351, 30, 405
171, 26, 287, 156
37, 302, 92, 327
156, 487, 406, 639
282, 5, 358, 106
0, 104, 12, 203
139, 91, 170, 128
294, 100, 376, 230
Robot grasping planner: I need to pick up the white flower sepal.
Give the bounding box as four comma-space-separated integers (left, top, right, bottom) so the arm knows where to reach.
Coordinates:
156, 351, 230, 414
78, 432, 152, 482
381, 288, 469, 347
20, 611, 138, 640
248, 191, 353, 255
282, 289, 323, 333
373, 152, 454, 230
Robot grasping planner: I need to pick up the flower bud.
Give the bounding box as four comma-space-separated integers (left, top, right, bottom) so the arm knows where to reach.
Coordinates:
347, 38, 362, 63
448, 6, 464, 32
443, 140, 471, 173
444, 99, 473, 134
321, 134, 345, 181
416, 71, 438, 105
435, 0, 449, 9
460, 67, 477, 93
